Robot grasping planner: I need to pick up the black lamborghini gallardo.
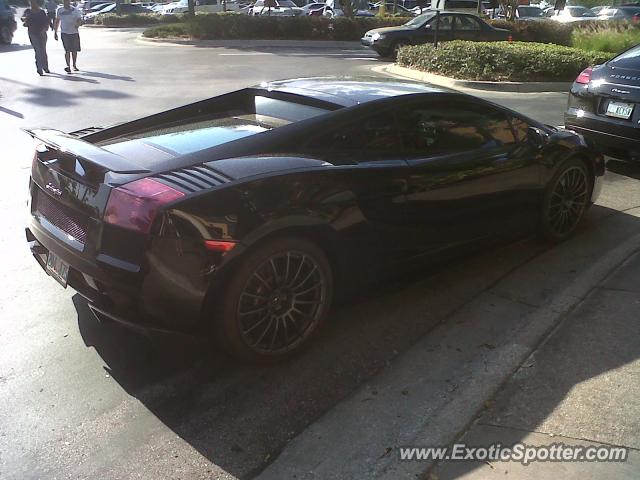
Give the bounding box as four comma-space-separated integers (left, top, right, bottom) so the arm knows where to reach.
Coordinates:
26, 77, 604, 361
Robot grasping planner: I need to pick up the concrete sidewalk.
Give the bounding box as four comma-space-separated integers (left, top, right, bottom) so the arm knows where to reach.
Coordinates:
432, 251, 640, 479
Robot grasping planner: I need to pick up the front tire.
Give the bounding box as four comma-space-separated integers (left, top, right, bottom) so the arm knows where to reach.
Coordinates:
539, 157, 592, 242
391, 41, 407, 60
213, 236, 333, 363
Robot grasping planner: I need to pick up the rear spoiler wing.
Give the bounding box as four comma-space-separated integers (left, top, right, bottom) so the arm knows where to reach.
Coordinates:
24, 128, 150, 174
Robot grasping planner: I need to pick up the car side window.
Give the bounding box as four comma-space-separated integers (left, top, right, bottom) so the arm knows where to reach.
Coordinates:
429, 15, 454, 30
394, 102, 517, 157
456, 16, 481, 31
510, 117, 530, 143
304, 110, 403, 160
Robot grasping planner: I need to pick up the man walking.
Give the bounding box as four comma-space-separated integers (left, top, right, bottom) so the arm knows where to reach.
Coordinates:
21, 0, 50, 76
44, 0, 57, 30
53, 0, 82, 73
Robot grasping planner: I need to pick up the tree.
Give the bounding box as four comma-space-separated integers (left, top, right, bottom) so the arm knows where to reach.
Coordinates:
188, 0, 195, 15
498, 0, 518, 20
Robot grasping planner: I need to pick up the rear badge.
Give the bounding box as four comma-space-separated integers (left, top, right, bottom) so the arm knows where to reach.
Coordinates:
45, 183, 63, 197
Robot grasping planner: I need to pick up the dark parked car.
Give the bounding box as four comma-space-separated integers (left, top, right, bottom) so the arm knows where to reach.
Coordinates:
361, 11, 510, 58
26, 78, 604, 361
565, 44, 640, 162
0, 0, 17, 45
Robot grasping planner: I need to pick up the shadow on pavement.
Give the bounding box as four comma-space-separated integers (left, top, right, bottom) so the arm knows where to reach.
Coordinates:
46, 72, 100, 84
190, 43, 386, 61
0, 43, 32, 52
20, 85, 132, 107
79, 70, 135, 82
431, 206, 640, 479
73, 200, 640, 479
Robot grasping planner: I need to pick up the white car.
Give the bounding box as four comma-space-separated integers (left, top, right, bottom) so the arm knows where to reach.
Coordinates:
251, 0, 303, 16
547, 5, 598, 22
161, 0, 188, 13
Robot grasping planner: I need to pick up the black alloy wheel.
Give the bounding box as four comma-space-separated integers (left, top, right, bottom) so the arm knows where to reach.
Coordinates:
540, 158, 591, 242
215, 237, 333, 362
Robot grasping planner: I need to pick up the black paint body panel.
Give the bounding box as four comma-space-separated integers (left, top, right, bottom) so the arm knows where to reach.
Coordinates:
26, 78, 603, 333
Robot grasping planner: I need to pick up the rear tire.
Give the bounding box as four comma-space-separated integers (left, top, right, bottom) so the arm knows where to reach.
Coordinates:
539, 157, 592, 243
212, 236, 333, 363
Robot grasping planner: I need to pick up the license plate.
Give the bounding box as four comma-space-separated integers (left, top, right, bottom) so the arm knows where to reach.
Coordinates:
46, 251, 69, 287
606, 101, 634, 119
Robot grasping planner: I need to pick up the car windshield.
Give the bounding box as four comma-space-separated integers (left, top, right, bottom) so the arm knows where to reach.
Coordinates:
277, 0, 297, 6
567, 6, 594, 17
518, 6, 542, 17
405, 11, 436, 27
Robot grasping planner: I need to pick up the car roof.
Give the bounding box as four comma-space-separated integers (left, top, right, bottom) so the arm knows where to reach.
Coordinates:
257, 77, 452, 107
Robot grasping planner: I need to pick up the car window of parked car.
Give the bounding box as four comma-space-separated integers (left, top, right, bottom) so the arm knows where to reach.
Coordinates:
456, 16, 481, 30
404, 12, 435, 27
303, 110, 403, 159
428, 14, 454, 30
394, 102, 518, 157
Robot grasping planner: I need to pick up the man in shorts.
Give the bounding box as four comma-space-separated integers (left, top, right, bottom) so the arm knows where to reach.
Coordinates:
53, 0, 82, 73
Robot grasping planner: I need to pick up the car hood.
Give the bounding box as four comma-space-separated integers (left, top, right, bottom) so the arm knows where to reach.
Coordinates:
366, 25, 412, 35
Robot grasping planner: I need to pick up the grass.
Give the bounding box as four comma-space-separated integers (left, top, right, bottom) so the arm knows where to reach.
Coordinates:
572, 22, 640, 54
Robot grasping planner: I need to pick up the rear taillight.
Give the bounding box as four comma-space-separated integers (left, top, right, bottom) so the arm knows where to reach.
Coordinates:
104, 178, 184, 234
204, 240, 237, 253
576, 67, 593, 85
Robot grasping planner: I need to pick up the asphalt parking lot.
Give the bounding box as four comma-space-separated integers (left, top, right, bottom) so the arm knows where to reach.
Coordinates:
1, 25, 640, 480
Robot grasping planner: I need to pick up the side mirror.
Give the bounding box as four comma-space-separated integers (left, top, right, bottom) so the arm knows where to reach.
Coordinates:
526, 127, 548, 148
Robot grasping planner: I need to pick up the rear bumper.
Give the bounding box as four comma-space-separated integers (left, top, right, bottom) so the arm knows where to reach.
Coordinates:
565, 90, 640, 161
564, 118, 640, 162
26, 217, 206, 335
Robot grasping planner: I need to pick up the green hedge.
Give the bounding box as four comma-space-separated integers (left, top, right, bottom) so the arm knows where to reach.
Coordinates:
488, 19, 574, 46
142, 22, 190, 38
572, 21, 640, 53
397, 41, 614, 82
94, 13, 187, 27
143, 14, 410, 40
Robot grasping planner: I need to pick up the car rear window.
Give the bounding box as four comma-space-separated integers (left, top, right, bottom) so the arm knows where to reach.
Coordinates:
610, 45, 640, 69
99, 95, 331, 155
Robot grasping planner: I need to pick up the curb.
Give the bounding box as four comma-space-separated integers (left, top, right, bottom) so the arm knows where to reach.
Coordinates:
136, 34, 362, 49
381, 64, 572, 93
256, 208, 640, 480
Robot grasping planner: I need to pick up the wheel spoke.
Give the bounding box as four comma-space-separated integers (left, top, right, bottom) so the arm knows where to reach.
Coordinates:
236, 248, 326, 354
287, 255, 307, 288
253, 317, 275, 347
253, 271, 273, 290
241, 291, 268, 302
239, 305, 268, 317
269, 317, 280, 350
242, 314, 271, 335
269, 258, 280, 286
291, 265, 318, 291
